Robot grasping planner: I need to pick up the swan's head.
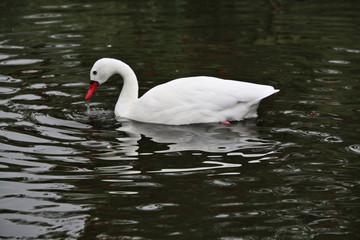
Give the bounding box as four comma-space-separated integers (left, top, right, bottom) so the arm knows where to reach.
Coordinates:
85, 58, 117, 100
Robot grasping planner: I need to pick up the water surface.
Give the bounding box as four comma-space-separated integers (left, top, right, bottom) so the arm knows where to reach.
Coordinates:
0, 0, 360, 239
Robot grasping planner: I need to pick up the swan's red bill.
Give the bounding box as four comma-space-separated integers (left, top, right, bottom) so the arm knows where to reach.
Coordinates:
85, 80, 100, 100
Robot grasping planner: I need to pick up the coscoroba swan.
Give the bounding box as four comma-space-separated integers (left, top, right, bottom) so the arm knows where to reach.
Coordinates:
85, 58, 279, 125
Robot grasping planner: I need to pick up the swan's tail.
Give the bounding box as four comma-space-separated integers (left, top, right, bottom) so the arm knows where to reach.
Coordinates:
253, 88, 279, 103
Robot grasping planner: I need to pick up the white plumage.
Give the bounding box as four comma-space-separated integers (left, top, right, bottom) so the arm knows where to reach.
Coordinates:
85, 58, 279, 125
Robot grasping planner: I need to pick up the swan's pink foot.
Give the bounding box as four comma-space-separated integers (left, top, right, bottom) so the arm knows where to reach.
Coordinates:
220, 121, 231, 125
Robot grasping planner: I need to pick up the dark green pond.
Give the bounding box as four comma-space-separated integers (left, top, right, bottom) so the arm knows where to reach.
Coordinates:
1, 0, 359, 239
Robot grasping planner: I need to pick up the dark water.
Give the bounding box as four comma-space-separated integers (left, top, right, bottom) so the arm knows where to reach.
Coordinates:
1, 0, 360, 239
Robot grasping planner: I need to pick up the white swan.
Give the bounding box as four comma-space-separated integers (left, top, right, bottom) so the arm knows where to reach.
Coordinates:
85, 58, 279, 125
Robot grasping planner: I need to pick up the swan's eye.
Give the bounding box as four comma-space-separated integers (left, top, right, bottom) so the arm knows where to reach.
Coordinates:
93, 70, 97, 75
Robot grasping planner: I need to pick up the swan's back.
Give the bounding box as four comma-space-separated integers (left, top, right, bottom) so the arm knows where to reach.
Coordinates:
128, 76, 278, 125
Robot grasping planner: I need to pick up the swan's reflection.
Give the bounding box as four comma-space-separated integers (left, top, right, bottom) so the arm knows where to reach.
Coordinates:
111, 118, 275, 156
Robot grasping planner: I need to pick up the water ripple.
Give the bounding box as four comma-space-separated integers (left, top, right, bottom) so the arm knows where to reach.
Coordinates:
33, 113, 91, 129
346, 144, 360, 155
148, 161, 242, 174
0, 59, 44, 65
0, 86, 19, 95
0, 74, 22, 83
0, 142, 80, 155
272, 127, 343, 143
22, 13, 63, 19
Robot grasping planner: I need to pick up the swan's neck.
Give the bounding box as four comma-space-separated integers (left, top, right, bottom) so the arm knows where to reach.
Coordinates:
112, 60, 139, 117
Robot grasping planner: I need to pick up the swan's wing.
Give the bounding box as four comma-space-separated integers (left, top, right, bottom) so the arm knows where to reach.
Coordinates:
130, 77, 278, 124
